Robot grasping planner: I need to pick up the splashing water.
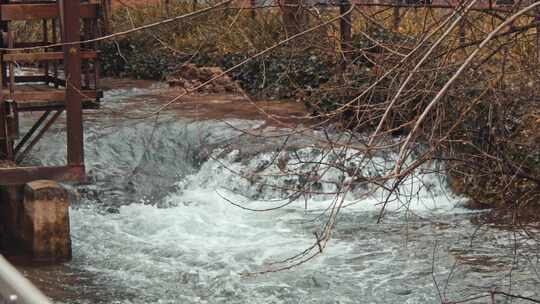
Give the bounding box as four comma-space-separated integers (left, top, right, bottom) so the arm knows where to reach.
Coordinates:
18, 87, 540, 304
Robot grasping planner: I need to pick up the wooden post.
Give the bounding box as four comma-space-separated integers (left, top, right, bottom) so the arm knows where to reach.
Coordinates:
340, 0, 352, 68
91, 19, 100, 90
0, 88, 7, 160
0, 59, 5, 158
42, 19, 49, 84
459, 18, 466, 48
250, 0, 256, 20
99, 0, 112, 35
536, 6, 540, 63
61, 0, 84, 169
7, 26, 13, 98
164, 0, 170, 16
282, 0, 308, 38
83, 19, 91, 89
0, 22, 15, 160
393, 0, 400, 30
52, 18, 59, 88
0, 15, 10, 161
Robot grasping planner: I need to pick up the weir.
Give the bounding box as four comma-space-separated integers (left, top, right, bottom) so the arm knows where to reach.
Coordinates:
0, 0, 103, 261
0, 0, 536, 271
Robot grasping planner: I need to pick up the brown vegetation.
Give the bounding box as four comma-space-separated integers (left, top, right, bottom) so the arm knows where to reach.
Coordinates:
99, 0, 540, 216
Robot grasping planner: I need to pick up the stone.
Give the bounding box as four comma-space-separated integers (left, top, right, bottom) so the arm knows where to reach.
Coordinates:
166, 64, 245, 95
18, 180, 71, 262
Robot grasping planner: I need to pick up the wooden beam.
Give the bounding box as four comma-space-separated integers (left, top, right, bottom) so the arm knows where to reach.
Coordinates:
3, 51, 98, 63
4, 89, 100, 102
0, 3, 98, 21
61, 0, 84, 167
13, 75, 68, 85
14, 75, 50, 83
15, 109, 62, 163
14, 100, 100, 112
282, 0, 308, 38
2, 42, 54, 48
0, 165, 85, 185
13, 110, 51, 155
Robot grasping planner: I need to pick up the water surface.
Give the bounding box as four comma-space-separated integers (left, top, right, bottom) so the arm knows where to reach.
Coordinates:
18, 86, 540, 304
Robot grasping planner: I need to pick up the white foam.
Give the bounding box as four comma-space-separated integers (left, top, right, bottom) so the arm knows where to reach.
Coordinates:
67, 145, 476, 303
172, 148, 468, 216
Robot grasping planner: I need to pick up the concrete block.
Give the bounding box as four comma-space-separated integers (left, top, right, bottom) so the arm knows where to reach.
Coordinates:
18, 180, 71, 262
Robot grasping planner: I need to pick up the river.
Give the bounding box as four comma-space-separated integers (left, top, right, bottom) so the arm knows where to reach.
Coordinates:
15, 82, 540, 304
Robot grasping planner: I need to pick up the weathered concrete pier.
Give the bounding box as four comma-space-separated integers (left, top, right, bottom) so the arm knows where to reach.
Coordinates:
0, 0, 103, 262
1, 180, 71, 261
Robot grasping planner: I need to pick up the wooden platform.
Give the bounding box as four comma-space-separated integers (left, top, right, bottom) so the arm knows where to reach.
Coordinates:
0, 0, 102, 185
0, 2, 99, 21
3, 84, 102, 112
3, 51, 98, 63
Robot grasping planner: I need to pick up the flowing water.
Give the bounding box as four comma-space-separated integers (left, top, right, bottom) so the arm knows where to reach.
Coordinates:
16, 86, 540, 303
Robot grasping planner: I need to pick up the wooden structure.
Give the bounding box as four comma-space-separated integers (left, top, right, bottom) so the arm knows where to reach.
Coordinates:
0, 0, 103, 186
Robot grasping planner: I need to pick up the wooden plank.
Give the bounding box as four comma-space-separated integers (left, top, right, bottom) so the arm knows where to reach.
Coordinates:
0, 3, 98, 21
2, 42, 54, 48
0, 165, 85, 185
3, 51, 98, 62
14, 75, 50, 83
14, 100, 99, 112
0, 55, 14, 159
3, 89, 101, 102
13, 110, 51, 155
12, 75, 69, 85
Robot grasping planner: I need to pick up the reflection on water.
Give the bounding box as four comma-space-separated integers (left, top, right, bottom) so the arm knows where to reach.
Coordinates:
16, 87, 540, 304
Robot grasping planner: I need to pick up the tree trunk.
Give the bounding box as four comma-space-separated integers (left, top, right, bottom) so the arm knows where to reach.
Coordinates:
282, 0, 308, 38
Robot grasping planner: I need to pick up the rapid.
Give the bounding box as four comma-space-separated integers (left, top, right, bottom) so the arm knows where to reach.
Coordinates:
17, 84, 540, 304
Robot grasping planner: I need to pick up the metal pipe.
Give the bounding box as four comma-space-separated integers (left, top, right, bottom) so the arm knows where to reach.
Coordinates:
0, 255, 52, 304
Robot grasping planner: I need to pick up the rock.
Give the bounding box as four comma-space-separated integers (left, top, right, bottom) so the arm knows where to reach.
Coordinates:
166, 64, 245, 95
390, 288, 413, 296
106, 207, 120, 214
